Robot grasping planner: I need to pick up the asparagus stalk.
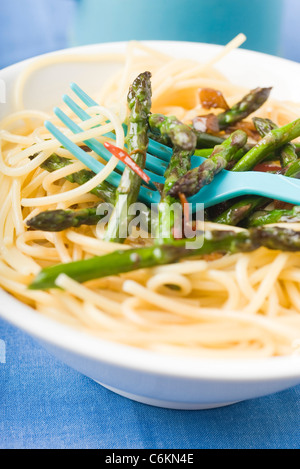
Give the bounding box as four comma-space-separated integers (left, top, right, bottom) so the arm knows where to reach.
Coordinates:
253, 117, 278, 137
104, 72, 152, 244
150, 114, 196, 241
283, 159, 300, 179
149, 128, 225, 150
148, 114, 197, 151
26, 206, 105, 232
150, 122, 255, 152
29, 226, 300, 290
27, 203, 153, 233
157, 147, 194, 242
253, 117, 298, 168
247, 206, 300, 227
168, 130, 248, 198
213, 196, 269, 226
217, 87, 272, 129
194, 131, 225, 149
232, 118, 300, 172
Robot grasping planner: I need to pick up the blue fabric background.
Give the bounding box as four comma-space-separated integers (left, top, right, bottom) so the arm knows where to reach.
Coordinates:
0, 0, 300, 450
1, 318, 300, 449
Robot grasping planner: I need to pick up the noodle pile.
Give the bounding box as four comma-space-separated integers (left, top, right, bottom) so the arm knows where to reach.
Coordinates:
1, 37, 300, 359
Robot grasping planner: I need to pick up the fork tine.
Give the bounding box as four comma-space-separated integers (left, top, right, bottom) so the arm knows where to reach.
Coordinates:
68, 85, 125, 136
70, 82, 173, 163
54, 106, 127, 173
144, 170, 165, 187
44, 120, 121, 187
62, 94, 113, 134
70, 82, 98, 107
148, 139, 172, 162
139, 185, 161, 205
63, 94, 169, 176
45, 118, 161, 204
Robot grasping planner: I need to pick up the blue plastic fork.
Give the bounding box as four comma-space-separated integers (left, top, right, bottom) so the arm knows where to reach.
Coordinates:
45, 83, 300, 212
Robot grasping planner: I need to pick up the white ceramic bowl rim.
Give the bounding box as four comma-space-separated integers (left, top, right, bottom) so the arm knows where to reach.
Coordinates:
1, 41, 300, 382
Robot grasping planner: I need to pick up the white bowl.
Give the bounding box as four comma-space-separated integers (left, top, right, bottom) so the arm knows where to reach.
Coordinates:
1, 41, 300, 410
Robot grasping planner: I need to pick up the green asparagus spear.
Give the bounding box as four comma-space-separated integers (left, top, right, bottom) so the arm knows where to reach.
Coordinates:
26, 203, 152, 233
282, 159, 300, 179
157, 146, 194, 242
38, 153, 117, 204
253, 117, 298, 168
26, 206, 105, 232
252, 117, 277, 137
194, 131, 225, 149
29, 203, 153, 233
213, 196, 269, 226
195, 132, 255, 154
168, 130, 248, 198
232, 118, 300, 172
39, 153, 71, 172
148, 114, 197, 151
217, 87, 272, 129
104, 72, 152, 244
29, 226, 300, 290
247, 206, 300, 227
149, 114, 196, 241
154, 115, 198, 242
150, 127, 224, 150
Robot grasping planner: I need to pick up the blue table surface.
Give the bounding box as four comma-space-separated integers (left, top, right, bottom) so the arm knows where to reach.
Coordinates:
1, 0, 300, 450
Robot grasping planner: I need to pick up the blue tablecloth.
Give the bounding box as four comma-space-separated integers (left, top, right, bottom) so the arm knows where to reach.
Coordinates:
1, 318, 300, 450
1, 0, 300, 450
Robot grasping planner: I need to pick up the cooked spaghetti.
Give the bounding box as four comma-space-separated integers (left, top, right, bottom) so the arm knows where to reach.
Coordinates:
2, 36, 300, 359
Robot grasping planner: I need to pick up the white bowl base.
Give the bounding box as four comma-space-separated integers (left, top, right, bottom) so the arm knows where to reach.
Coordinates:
95, 380, 240, 410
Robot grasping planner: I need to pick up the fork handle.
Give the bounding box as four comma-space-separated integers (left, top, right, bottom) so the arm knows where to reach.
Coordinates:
239, 172, 300, 206
189, 171, 300, 210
